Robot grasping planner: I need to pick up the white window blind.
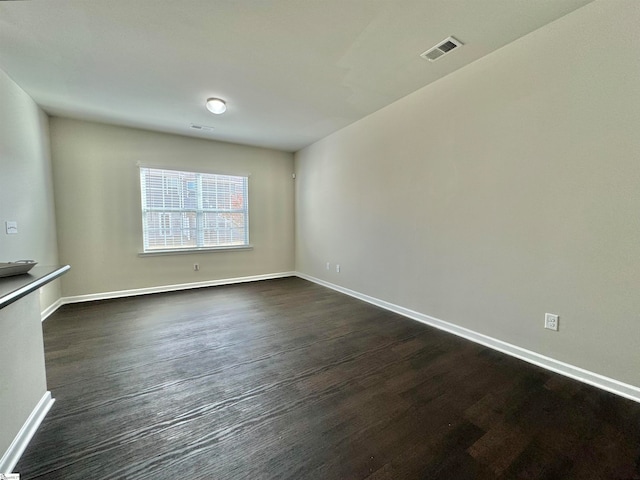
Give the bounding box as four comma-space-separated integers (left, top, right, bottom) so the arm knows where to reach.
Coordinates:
140, 167, 249, 252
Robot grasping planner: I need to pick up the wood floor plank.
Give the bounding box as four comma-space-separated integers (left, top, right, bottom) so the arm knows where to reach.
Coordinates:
14, 278, 640, 479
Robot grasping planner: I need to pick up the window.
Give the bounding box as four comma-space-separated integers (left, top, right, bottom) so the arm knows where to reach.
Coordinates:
139, 167, 249, 252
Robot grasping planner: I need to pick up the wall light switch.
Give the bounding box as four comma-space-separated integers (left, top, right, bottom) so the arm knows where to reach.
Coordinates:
5, 221, 18, 234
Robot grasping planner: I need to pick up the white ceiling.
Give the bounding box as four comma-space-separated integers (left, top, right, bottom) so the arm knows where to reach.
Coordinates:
0, 0, 592, 152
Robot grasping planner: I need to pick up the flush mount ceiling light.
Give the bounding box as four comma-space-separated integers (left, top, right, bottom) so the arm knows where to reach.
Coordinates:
205, 97, 227, 114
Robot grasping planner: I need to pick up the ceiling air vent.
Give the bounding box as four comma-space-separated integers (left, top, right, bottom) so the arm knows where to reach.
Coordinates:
190, 124, 214, 132
420, 36, 463, 62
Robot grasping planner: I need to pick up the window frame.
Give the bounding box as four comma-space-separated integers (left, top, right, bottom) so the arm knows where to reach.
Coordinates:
138, 166, 251, 255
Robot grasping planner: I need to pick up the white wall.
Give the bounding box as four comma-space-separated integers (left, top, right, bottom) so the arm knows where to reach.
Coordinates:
50, 118, 295, 297
0, 69, 60, 310
295, 1, 640, 387
0, 68, 59, 463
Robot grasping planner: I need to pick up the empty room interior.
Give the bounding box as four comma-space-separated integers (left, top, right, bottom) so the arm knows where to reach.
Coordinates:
2, 1, 640, 478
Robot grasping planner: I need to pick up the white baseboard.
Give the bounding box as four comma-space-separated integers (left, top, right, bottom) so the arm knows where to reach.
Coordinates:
59, 271, 296, 305
296, 272, 640, 404
0, 391, 54, 474
39, 269, 640, 403
41, 298, 62, 322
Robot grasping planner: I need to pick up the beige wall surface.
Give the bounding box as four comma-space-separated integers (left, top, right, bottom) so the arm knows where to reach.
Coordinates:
295, 1, 640, 387
0, 69, 60, 310
50, 118, 295, 297
0, 295, 47, 458
0, 69, 57, 460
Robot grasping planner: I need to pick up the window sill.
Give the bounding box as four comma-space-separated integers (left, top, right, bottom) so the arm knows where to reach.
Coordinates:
138, 245, 253, 257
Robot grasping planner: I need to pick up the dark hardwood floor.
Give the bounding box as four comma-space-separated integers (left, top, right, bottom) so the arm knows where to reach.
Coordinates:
15, 277, 640, 479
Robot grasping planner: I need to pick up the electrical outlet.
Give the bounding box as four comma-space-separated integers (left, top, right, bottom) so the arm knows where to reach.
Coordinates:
544, 313, 559, 331
194, 263, 199, 271
326, 262, 330, 270
336, 264, 340, 273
